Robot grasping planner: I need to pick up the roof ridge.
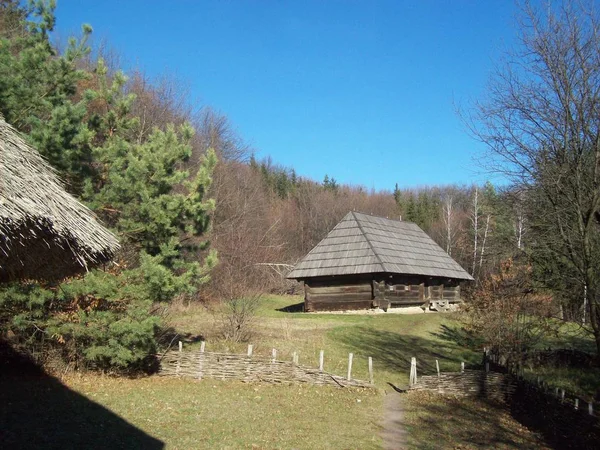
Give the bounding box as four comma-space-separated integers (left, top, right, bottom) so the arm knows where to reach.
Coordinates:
351, 211, 386, 272
352, 210, 415, 225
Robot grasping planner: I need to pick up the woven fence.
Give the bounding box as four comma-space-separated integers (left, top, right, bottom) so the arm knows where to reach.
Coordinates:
409, 369, 517, 402
157, 344, 374, 388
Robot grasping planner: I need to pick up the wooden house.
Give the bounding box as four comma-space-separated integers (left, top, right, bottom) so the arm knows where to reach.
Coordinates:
287, 212, 473, 312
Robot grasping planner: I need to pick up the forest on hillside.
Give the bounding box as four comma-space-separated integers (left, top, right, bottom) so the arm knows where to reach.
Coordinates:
1, 0, 599, 371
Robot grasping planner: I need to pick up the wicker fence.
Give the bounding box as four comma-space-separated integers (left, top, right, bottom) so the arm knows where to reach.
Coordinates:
157, 342, 374, 388
409, 369, 518, 402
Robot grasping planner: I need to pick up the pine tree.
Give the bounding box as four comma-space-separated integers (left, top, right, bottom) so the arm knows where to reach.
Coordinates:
0, 4, 218, 371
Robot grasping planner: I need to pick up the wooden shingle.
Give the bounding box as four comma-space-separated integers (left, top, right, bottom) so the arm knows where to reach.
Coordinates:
287, 212, 473, 280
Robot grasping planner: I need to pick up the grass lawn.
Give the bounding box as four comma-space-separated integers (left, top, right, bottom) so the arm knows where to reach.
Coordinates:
402, 391, 550, 450
167, 295, 481, 387
62, 375, 382, 449
7, 294, 589, 449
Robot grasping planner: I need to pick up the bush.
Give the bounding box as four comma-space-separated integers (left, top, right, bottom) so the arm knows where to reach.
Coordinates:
218, 294, 262, 343
461, 258, 558, 369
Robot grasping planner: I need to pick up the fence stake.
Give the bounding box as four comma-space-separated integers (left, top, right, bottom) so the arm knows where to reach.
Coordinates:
561, 389, 565, 402
197, 341, 205, 380
589, 402, 594, 416
461, 361, 465, 373
555, 387, 559, 397
409, 357, 417, 386
271, 348, 277, 363
176, 341, 183, 376
247, 344, 253, 357
435, 359, 440, 378
319, 350, 324, 372
368, 357, 374, 385
575, 398, 579, 410
292, 352, 298, 365
347, 353, 353, 381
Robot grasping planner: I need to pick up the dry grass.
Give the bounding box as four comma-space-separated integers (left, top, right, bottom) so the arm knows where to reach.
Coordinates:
63, 375, 383, 449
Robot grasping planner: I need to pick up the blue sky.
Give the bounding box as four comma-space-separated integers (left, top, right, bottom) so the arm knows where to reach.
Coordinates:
55, 1, 521, 191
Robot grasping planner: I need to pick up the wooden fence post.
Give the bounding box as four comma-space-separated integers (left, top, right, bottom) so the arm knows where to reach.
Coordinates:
197, 340, 205, 380
575, 398, 579, 410
589, 402, 594, 416
319, 350, 324, 372
436, 359, 440, 378
347, 353, 353, 381
245, 344, 253, 382
271, 348, 277, 363
292, 352, 298, 365
561, 390, 565, 402
409, 357, 417, 386
461, 361, 465, 373
368, 357, 374, 385
176, 341, 183, 376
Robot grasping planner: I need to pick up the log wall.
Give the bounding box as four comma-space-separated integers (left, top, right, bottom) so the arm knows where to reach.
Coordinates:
304, 280, 372, 312
303, 276, 462, 312
373, 280, 461, 309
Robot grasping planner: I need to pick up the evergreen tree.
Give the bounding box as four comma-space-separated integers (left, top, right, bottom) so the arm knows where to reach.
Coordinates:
0, 3, 218, 371
0, 0, 94, 193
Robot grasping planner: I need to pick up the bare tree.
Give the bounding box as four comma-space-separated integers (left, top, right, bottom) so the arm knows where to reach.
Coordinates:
469, 1, 600, 355
442, 194, 458, 255
470, 187, 480, 277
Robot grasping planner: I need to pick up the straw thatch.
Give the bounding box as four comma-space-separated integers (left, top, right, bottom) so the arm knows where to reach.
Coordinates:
0, 117, 119, 281
287, 212, 473, 280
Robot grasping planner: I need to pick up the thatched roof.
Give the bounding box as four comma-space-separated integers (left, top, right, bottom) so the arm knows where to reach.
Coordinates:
287, 211, 473, 281
0, 117, 119, 281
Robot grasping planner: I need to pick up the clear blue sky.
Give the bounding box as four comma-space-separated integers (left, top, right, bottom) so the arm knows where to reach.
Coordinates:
55, 0, 522, 191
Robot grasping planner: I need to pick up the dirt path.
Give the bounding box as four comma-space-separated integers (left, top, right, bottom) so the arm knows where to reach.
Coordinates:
381, 391, 407, 450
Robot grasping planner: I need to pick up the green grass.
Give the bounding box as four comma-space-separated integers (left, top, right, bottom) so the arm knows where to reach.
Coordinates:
63, 376, 383, 449
402, 391, 549, 449
167, 294, 481, 387
11, 294, 592, 449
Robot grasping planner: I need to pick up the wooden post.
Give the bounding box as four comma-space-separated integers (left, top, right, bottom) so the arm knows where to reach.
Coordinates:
292, 352, 298, 365
368, 357, 374, 385
197, 341, 205, 380
176, 341, 182, 376
319, 350, 324, 372
409, 357, 417, 386
247, 344, 253, 357
461, 361, 465, 373
435, 359, 440, 378
561, 390, 565, 402
271, 348, 277, 363
347, 353, 353, 381
575, 398, 579, 410
589, 402, 594, 416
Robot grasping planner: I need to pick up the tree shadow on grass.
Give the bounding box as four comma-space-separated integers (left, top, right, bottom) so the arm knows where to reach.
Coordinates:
431, 323, 484, 350
402, 392, 550, 450
334, 326, 479, 380
0, 340, 163, 450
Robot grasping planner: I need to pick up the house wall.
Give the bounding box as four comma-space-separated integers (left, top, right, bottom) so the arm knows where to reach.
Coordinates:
303, 274, 462, 312
304, 276, 373, 312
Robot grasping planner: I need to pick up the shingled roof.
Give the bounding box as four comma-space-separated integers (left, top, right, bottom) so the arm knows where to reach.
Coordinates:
287, 211, 473, 281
